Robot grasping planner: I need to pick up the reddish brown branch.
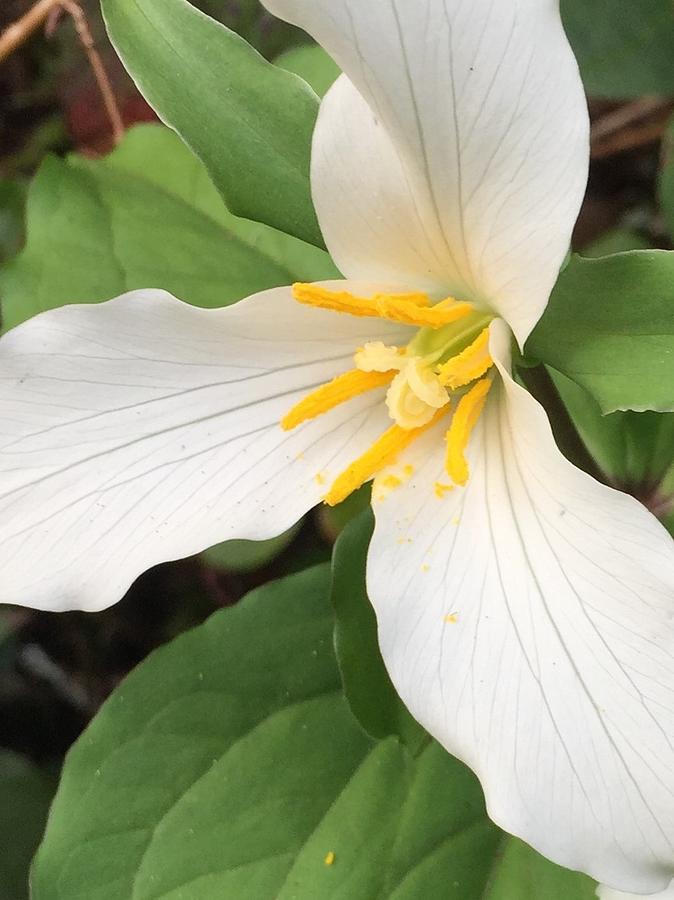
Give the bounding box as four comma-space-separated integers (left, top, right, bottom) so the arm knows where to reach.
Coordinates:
591, 97, 674, 159
0, 0, 124, 146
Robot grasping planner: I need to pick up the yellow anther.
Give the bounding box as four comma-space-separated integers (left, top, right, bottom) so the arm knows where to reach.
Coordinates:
354, 342, 406, 373
437, 327, 493, 390
281, 369, 394, 432
324, 851, 335, 866
292, 284, 473, 330
445, 377, 493, 486
375, 294, 473, 328
324, 408, 449, 507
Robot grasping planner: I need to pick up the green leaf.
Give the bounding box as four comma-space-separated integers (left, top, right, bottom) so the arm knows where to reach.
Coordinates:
549, 369, 674, 538
526, 252, 674, 414
32, 565, 597, 899
483, 837, 597, 900
0, 126, 336, 330
31, 566, 487, 900
202, 522, 301, 573
318, 482, 372, 542
102, 0, 323, 247
331, 511, 425, 750
276, 44, 341, 98
552, 369, 674, 492
581, 228, 650, 258
0, 154, 285, 329
103, 125, 337, 281
561, 0, 674, 97
0, 752, 54, 900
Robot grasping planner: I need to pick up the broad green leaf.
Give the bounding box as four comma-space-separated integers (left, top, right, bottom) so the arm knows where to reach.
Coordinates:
526, 252, 674, 414
33, 565, 596, 899
202, 522, 301, 573
103, 125, 337, 281
0, 155, 289, 329
483, 837, 597, 900
561, 0, 674, 97
331, 511, 425, 750
0, 752, 54, 900
276, 44, 341, 98
0, 123, 337, 330
102, 0, 323, 247
552, 369, 674, 492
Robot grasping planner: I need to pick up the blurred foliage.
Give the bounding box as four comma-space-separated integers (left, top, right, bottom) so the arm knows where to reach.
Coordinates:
202, 523, 302, 574
562, 0, 674, 97
0, 751, 54, 900
658, 116, 674, 235
200, 0, 306, 59
0, 180, 26, 265
276, 43, 340, 97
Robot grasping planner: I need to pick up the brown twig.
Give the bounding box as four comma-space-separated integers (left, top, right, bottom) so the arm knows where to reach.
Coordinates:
0, 0, 61, 61
53, 0, 125, 145
591, 96, 674, 159
0, 0, 125, 146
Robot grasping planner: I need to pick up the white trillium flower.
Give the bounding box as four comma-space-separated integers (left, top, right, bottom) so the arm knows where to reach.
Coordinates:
598, 880, 674, 900
0, 0, 673, 892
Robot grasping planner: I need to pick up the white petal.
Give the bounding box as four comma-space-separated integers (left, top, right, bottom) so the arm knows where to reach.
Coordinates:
264, 0, 589, 345
367, 320, 674, 891
0, 287, 408, 612
598, 878, 674, 899
311, 75, 450, 295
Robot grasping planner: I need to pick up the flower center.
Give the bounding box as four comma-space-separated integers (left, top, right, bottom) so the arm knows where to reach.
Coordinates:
281, 284, 496, 505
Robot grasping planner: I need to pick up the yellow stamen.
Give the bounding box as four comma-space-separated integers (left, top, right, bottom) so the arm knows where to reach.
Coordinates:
437, 327, 493, 390
445, 377, 493, 486
281, 369, 394, 432
324, 408, 448, 507
324, 851, 335, 866
293, 284, 473, 330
